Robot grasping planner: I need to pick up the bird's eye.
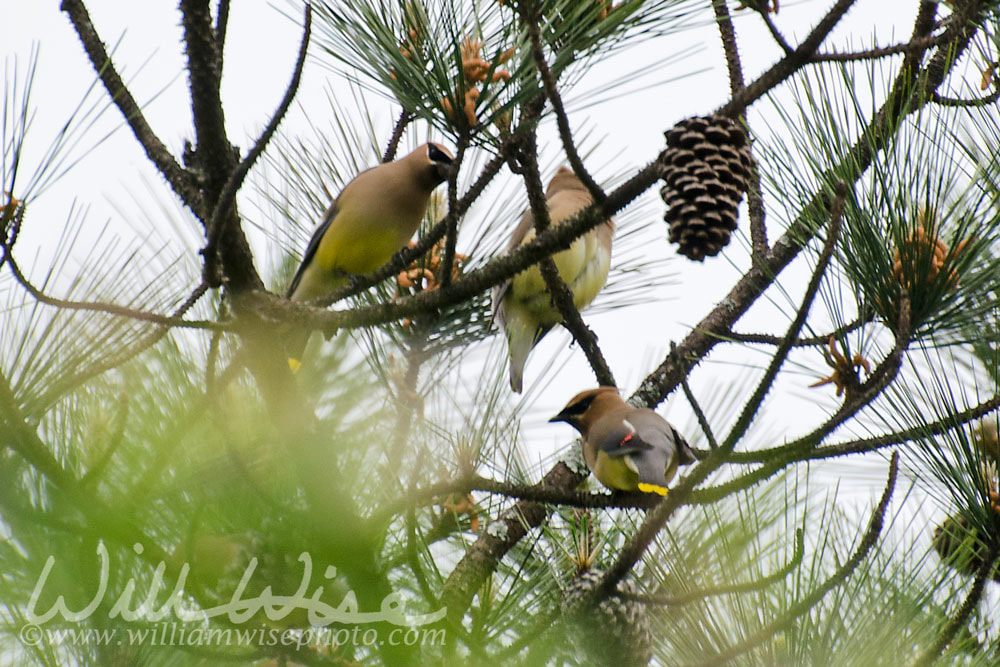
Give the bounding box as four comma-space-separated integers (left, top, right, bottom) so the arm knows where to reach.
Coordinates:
428, 143, 453, 164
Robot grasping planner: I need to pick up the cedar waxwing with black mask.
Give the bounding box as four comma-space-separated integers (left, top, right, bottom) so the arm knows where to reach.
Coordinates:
285, 142, 454, 363
492, 167, 614, 393
550, 386, 696, 495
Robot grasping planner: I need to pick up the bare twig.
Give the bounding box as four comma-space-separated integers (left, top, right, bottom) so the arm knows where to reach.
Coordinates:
813, 34, 942, 63
930, 87, 1000, 108
382, 109, 413, 163
727, 317, 867, 347
520, 129, 616, 387
718, 0, 860, 117
60, 0, 200, 211
673, 341, 718, 449
526, 15, 606, 204
722, 182, 846, 449
439, 135, 469, 289
202, 3, 312, 287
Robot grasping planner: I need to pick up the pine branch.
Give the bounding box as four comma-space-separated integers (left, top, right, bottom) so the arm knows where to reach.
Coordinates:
721, 182, 846, 449
2, 242, 223, 331
526, 11, 605, 204
435, 1, 982, 625
727, 393, 1000, 464
913, 540, 999, 665
28, 283, 210, 417
439, 134, 469, 289
692, 453, 898, 666
634, 0, 953, 408
620, 528, 804, 606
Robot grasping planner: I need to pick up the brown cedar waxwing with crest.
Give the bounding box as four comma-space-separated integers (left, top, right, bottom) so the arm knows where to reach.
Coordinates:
550, 387, 696, 495
492, 167, 614, 393
285, 142, 454, 365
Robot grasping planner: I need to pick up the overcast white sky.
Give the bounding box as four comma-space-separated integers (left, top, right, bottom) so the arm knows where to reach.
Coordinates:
5, 0, 960, 530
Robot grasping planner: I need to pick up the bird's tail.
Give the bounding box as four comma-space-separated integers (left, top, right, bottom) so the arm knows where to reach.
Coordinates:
505, 321, 551, 394
286, 328, 311, 373
633, 450, 671, 496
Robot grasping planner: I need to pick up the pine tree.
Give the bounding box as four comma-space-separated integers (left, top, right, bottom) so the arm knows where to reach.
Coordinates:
3, 1, 1000, 665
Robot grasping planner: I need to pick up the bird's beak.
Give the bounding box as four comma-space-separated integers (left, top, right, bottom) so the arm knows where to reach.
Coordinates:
548, 411, 570, 424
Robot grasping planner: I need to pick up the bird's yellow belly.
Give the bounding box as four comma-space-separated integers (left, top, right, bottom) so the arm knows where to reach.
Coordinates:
317, 216, 410, 275
593, 451, 639, 492
509, 229, 610, 324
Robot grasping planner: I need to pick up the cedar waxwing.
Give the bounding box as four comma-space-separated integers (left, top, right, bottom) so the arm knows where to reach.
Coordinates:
550, 386, 695, 495
492, 167, 614, 393
285, 142, 454, 361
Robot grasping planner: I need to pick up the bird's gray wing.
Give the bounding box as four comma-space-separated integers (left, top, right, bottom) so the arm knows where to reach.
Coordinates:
489, 208, 536, 330
286, 201, 338, 299
629, 410, 694, 464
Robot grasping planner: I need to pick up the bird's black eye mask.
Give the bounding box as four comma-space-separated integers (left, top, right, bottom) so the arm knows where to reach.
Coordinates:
564, 394, 597, 416
428, 143, 453, 164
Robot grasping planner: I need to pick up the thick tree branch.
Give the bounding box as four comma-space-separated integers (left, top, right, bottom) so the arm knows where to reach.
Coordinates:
180, 0, 263, 293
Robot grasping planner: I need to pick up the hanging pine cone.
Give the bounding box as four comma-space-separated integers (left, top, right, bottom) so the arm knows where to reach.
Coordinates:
659, 115, 752, 261
931, 514, 1000, 582
561, 569, 653, 666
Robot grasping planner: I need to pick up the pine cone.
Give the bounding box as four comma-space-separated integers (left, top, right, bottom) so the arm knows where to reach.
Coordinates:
659, 115, 752, 261
931, 514, 1000, 582
561, 570, 653, 666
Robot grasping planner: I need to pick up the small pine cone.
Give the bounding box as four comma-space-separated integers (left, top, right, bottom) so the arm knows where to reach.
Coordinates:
561, 570, 653, 666
931, 514, 1000, 582
659, 115, 752, 261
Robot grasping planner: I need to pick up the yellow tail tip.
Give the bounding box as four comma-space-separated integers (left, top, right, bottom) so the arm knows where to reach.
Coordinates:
637, 483, 668, 496
288, 358, 302, 373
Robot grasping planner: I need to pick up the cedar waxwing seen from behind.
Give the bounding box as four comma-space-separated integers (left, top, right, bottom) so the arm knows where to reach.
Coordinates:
550, 386, 696, 495
285, 142, 454, 362
492, 167, 614, 393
